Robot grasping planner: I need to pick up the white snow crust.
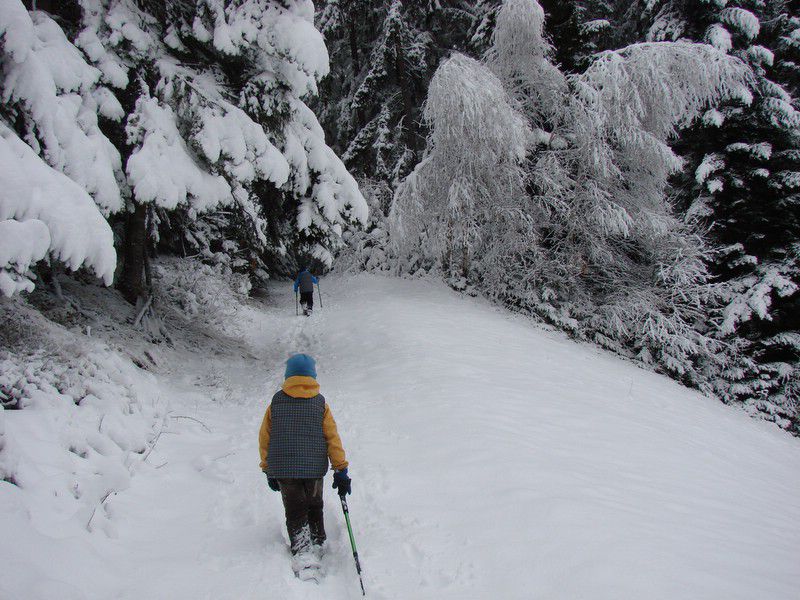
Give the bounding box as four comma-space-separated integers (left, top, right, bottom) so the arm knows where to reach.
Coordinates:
1, 274, 798, 599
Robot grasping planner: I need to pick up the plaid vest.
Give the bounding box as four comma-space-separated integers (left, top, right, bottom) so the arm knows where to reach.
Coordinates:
266, 391, 328, 478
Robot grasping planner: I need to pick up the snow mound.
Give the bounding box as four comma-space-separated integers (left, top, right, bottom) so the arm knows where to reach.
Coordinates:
0, 296, 164, 597
153, 257, 251, 331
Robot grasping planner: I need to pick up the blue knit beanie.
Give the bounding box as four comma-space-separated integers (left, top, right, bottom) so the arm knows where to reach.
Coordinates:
285, 354, 317, 379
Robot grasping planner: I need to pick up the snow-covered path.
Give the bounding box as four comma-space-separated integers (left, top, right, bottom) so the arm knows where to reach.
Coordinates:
35, 275, 800, 598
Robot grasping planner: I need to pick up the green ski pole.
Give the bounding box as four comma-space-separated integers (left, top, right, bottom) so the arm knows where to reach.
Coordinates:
295, 289, 298, 316
339, 495, 365, 596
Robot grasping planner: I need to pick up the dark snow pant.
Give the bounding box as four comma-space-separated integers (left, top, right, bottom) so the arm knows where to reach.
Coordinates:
278, 478, 325, 554
299, 291, 314, 311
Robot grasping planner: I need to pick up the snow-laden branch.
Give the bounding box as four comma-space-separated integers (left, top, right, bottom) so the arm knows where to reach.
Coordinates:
0, 1, 123, 214
0, 123, 116, 295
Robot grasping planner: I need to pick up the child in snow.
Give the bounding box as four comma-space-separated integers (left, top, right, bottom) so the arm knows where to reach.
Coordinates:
294, 268, 318, 315
259, 353, 351, 557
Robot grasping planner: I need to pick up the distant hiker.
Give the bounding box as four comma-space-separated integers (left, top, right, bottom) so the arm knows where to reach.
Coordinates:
294, 268, 318, 316
259, 353, 351, 561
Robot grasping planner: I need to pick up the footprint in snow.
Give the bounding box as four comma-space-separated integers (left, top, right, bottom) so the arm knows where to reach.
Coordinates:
192, 455, 235, 483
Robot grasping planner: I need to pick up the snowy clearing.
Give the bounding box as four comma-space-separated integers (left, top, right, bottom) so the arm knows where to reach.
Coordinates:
2, 273, 799, 599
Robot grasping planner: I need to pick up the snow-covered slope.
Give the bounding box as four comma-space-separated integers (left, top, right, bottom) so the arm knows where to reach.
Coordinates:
3, 274, 799, 599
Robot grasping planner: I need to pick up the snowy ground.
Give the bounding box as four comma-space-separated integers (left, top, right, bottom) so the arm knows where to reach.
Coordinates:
3, 273, 800, 599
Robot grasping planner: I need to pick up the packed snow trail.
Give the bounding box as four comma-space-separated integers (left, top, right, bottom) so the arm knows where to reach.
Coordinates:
15, 274, 800, 599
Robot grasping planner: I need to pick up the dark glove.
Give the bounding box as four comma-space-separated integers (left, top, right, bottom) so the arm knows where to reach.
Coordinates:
265, 473, 280, 492
332, 468, 351, 496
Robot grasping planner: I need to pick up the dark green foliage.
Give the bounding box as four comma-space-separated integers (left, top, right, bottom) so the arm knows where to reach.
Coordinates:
636, 0, 800, 429
315, 0, 476, 185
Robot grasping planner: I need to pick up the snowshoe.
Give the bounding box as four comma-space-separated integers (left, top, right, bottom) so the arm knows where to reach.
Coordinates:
291, 550, 322, 583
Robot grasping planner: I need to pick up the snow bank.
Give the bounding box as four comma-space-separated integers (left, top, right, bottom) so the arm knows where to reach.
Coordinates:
0, 124, 116, 292
0, 297, 163, 598
153, 257, 251, 331
2, 274, 798, 599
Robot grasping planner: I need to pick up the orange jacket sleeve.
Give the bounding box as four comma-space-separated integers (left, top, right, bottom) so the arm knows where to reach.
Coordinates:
258, 405, 272, 471
323, 403, 348, 471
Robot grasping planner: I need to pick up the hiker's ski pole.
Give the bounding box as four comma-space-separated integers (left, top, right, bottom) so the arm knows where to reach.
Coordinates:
295, 289, 298, 316
317, 280, 323, 308
339, 495, 365, 596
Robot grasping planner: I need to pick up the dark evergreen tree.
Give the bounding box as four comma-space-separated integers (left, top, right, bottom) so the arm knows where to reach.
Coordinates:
537, 0, 616, 72
317, 0, 477, 186
635, 0, 800, 429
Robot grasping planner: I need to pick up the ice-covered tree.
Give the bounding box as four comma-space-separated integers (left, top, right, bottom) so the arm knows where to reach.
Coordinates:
392, 0, 753, 386
391, 53, 532, 279
485, 0, 568, 127
532, 41, 750, 381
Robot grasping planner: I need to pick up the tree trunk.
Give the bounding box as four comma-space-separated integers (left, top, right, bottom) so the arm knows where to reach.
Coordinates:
348, 12, 361, 79
348, 11, 366, 128
119, 202, 149, 305
394, 36, 418, 158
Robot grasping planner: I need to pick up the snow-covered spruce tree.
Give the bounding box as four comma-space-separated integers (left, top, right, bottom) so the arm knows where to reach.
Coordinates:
537, 0, 616, 72
633, 0, 799, 428
316, 0, 478, 187
1, 0, 366, 305
346, 0, 430, 183
0, 0, 124, 216
70, 0, 367, 303
329, 0, 430, 184
485, 0, 568, 129
0, 123, 116, 297
393, 0, 752, 388
468, 0, 501, 53
0, 1, 116, 296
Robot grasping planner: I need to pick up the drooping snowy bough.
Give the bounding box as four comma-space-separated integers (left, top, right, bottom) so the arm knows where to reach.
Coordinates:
0, 124, 115, 297
0, 1, 123, 215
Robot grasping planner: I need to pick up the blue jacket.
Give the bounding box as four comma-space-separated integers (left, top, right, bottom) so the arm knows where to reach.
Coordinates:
294, 270, 318, 293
